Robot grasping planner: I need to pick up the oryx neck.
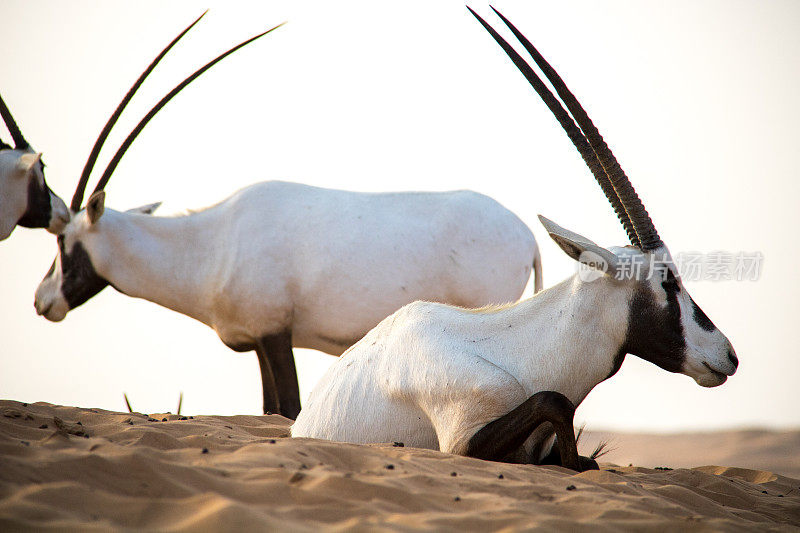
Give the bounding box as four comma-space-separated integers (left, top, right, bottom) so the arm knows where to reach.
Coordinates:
490, 275, 632, 406
91, 208, 216, 325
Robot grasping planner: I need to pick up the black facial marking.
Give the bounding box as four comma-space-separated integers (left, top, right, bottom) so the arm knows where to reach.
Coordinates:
661, 268, 680, 293
17, 175, 52, 228
691, 298, 717, 332
0, 140, 11, 151
620, 269, 686, 373
57, 235, 109, 309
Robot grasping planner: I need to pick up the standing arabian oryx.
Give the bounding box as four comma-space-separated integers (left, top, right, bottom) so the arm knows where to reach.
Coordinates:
0, 95, 69, 240
292, 8, 738, 471
34, 16, 541, 420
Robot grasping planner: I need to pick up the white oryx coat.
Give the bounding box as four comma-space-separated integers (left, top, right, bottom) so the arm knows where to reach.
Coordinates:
38, 180, 539, 357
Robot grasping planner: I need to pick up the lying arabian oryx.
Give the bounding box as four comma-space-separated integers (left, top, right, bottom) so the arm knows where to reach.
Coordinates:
292, 8, 739, 471
33, 16, 541, 420
0, 95, 69, 240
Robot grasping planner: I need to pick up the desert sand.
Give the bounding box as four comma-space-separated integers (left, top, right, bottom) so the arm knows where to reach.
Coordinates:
0, 400, 798, 531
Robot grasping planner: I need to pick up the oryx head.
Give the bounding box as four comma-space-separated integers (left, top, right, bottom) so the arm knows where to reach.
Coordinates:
0, 95, 69, 240
34, 191, 161, 321
471, 7, 737, 387
34, 13, 283, 321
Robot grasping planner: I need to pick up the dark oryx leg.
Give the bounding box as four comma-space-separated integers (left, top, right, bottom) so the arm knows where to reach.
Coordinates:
254, 344, 280, 416
464, 390, 583, 471
256, 331, 301, 420
539, 436, 599, 471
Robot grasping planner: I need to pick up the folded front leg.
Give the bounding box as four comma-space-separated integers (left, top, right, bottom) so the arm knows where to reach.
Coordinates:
539, 436, 599, 471
464, 390, 582, 471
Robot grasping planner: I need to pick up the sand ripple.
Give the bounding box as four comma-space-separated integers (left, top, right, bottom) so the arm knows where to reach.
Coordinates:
0, 401, 798, 531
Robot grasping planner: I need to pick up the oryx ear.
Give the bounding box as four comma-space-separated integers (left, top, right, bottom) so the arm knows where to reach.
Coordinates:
538, 215, 620, 273
16, 152, 42, 177
86, 191, 106, 224
126, 202, 161, 215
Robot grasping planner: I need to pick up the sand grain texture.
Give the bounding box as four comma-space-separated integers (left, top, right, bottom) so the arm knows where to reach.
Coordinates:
0, 401, 798, 531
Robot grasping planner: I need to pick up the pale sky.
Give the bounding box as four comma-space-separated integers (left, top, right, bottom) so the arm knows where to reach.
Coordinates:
1, 0, 798, 432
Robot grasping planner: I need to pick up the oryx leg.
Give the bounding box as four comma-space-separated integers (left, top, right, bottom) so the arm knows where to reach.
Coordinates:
256, 331, 301, 420
464, 390, 583, 471
538, 435, 599, 472
254, 343, 280, 416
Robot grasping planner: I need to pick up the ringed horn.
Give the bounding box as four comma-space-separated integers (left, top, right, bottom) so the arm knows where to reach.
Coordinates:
70, 12, 285, 212
468, 6, 663, 251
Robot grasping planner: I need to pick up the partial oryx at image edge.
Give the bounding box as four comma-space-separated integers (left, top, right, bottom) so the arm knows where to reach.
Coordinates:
291, 8, 738, 471
33, 14, 542, 420
0, 95, 69, 240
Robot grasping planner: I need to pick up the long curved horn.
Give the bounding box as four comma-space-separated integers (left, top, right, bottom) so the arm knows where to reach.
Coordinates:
91, 21, 285, 198
70, 11, 208, 212
0, 93, 30, 150
467, 7, 640, 248
487, 7, 663, 251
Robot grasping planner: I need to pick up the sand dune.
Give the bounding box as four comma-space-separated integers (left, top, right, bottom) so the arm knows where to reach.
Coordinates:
583, 429, 800, 480
0, 401, 798, 531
